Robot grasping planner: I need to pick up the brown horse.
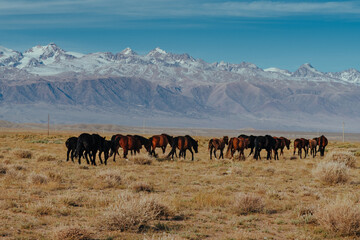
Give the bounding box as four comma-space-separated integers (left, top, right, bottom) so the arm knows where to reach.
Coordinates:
278, 137, 291, 156
300, 138, 310, 158
208, 136, 229, 160
167, 135, 198, 161
293, 138, 304, 159
149, 133, 174, 157
109, 135, 141, 163
226, 137, 248, 160
110, 134, 123, 162
309, 139, 318, 158
317, 135, 328, 156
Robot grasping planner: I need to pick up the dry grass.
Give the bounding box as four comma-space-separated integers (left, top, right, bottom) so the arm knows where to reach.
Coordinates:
0, 164, 7, 174
325, 151, 357, 168
53, 227, 93, 240
312, 161, 350, 184
13, 149, 32, 159
233, 193, 265, 215
37, 154, 57, 162
29, 172, 49, 184
102, 193, 171, 231
315, 198, 360, 236
97, 170, 122, 188
1, 131, 360, 239
132, 181, 155, 193
131, 154, 153, 165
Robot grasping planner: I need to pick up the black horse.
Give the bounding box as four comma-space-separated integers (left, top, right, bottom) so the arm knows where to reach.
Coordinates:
65, 137, 78, 162
254, 135, 276, 160
133, 135, 152, 154
75, 133, 110, 165
168, 135, 198, 160
238, 135, 256, 156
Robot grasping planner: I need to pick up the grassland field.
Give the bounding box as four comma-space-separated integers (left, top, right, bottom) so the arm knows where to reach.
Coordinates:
1, 129, 360, 240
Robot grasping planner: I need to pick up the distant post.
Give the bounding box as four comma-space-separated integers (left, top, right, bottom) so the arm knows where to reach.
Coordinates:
342, 121, 345, 142
48, 114, 50, 136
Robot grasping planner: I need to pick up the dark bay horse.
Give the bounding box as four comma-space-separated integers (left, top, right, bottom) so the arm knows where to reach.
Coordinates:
65, 137, 78, 162
272, 137, 282, 160
133, 135, 151, 154
226, 137, 248, 160
208, 136, 229, 160
109, 135, 141, 163
149, 133, 174, 157
300, 138, 310, 158
238, 135, 256, 157
317, 135, 328, 156
278, 137, 291, 157
309, 139, 318, 158
293, 138, 304, 159
110, 134, 124, 162
168, 135, 198, 161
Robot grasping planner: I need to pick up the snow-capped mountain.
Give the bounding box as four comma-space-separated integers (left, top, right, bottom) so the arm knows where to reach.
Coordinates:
1, 43, 360, 131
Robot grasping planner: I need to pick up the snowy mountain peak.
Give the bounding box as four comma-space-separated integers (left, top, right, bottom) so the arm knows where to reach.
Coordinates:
264, 67, 291, 76
147, 47, 167, 57
120, 47, 137, 55
292, 63, 323, 77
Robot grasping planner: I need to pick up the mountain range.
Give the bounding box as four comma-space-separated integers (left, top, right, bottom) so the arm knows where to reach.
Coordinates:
1, 43, 359, 132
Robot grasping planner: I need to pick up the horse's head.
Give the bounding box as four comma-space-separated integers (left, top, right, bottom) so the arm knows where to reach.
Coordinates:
103, 140, 111, 161
193, 140, 199, 153
223, 136, 229, 145
286, 139, 291, 150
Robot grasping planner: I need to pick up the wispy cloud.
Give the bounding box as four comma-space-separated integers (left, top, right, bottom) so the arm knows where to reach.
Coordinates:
0, 0, 359, 30
1, 0, 360, 17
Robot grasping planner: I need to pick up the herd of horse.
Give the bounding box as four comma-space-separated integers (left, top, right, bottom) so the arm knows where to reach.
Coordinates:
65, 132, 328, 166
65, 133, 198, 165
209, 134, 328, 161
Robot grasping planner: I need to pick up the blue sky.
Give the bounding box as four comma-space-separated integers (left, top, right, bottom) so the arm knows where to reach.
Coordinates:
0, 0, 359, 72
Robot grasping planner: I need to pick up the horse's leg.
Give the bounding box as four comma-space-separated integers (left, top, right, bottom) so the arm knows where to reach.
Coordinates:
220, 149, 224, 159
214, 149, 217, 160
84, 151, 90, 164
66, 148, 70, 161
209, 146, 212, 160
92, 150, 97, 166
98, 151, 103, 164
162, 146, 166, 154
189, 148, 194, 161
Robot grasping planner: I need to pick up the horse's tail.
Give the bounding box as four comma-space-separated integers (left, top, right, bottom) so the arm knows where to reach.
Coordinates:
225, 138, 233, 158
208, 139, 213, 151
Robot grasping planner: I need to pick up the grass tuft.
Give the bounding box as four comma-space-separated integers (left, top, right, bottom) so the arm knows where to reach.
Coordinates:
37, 154, 57, 162
233, 193, 264, 215
315, 198, 360, 236
29, 172, 48, 184
13, 149, 32, 159
132, 182, 155, 193
53, 227, 93, 240
97, 170, 122, 188
325, 151, 356, 168
312, 161, 350, 184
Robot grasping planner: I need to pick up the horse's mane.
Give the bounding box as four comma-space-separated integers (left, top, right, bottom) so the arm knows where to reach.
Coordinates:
161, 133, 174, 144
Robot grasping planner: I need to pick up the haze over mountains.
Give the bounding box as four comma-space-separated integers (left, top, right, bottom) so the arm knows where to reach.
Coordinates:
1, 43, 359, 132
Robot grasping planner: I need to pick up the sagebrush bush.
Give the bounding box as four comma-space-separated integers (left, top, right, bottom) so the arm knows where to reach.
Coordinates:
325, 151, 356, 168
37, 154, 57, 162
102, 193, 171, 231
131, 155, 153, 165
315, 198, 360, 236
29, 172, 48, 184
132, 182, 154, 193
97, 170, 122, 188
233, 193, 264, 215
312, 162, 350, 184
53, 227, 93, 240
13, 149, 32, 159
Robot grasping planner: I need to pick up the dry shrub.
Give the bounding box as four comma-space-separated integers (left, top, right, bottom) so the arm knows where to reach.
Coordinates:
98, 170, 122, 188
0, 164, 7, 174
131, 155, 153, 165
312, 162, 350, 184
315, 198, 360, 236
61, 194, 87, 207
103, 193, 171, 231
233, 193, 264, 215
31, 201, 54, 216
47, 172, 63, 183
132, 182, 155, 193
192, 192, 230, 208
37, 154, 57, 162
296, 205, 316, 225
53, 227, 93, 240
12, 164, 26, 171
29, 172, 48, 185
326, 151, 356, 168
13, 149, 32, 159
